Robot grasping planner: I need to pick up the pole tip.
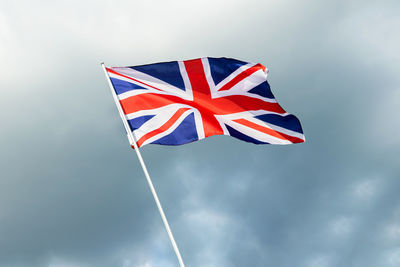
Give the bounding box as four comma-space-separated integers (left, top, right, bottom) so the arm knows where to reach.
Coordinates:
100, 62, 104, 66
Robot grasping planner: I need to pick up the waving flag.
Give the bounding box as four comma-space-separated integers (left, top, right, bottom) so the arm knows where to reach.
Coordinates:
105, 57, 305, 148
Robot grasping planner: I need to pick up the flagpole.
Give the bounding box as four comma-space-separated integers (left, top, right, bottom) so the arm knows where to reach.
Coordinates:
101, 63, 185, 267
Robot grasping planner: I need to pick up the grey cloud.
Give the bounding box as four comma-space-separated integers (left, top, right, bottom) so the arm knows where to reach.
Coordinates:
1, 0, 399, 266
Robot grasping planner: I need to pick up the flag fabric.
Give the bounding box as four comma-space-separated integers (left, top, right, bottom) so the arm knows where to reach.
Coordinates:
105, 57, 305, 148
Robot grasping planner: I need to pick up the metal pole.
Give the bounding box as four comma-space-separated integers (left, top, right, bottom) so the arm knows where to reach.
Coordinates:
101, 63, 185, 267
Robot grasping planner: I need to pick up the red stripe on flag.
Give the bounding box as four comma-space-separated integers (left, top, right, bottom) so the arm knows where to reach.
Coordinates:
120, 93, 183, 114
183, 59, 224, 137
218, 64, 265, 92
233, 118, 304, 143
120, 92, 286, 116
136, 108, 191, 147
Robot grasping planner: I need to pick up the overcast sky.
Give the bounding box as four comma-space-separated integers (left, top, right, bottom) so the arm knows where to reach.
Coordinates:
1, 0, 400, 266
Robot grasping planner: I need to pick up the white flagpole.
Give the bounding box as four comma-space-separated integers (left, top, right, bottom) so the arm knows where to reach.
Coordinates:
101, 63, 185, 267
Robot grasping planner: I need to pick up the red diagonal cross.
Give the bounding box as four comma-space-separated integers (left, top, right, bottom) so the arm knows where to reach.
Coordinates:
109, 59, 286, 144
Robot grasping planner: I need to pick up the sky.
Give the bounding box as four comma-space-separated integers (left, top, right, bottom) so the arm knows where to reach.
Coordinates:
0, 0, 399, 266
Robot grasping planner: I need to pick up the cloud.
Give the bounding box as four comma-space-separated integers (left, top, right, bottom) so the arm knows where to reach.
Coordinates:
0, 0, 399, 266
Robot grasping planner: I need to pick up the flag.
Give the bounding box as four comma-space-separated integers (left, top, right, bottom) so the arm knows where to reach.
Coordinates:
105, 57, 305, 148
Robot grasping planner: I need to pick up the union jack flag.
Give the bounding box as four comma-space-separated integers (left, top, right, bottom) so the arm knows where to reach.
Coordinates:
105, 57, 305, 148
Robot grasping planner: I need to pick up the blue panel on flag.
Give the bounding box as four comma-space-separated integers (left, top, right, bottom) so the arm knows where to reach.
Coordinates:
128, 115, 155, 130
151, 112, 198, 145
255, 114, 303, 133
208, 57, 247, 85
110, 77, 146, 95
225, 125, 268, 145
248, 81, 274, 99
131, 61, 186, 91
